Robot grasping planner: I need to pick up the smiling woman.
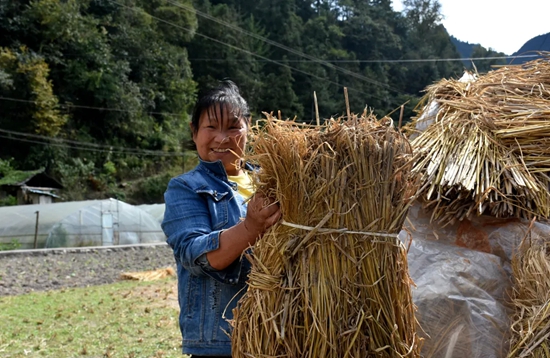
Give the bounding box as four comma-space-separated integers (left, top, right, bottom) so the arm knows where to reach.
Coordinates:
192, 103, 248, 176
161, 80, 281, 357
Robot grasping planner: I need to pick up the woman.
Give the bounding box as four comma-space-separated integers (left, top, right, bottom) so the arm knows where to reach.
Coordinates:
162, 80, 280, 357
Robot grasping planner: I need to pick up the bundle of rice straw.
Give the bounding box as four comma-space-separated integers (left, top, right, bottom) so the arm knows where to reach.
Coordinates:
120, 267, 176, 281
408, 52, 550, 225
508, 224, 550, 358
231, 112, 421, 357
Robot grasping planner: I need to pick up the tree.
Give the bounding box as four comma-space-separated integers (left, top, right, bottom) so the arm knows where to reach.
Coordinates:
399, 0, 463, 94
0, 0, 198, 199
470, 45, 507, 74
187, 1, 266, 114
0, 47, 67, 136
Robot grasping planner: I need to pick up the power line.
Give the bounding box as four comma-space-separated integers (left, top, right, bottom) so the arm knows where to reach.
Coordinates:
187, 54, 540, 63
165, 0, 401, 92
0, 129, 185, 157
0, 96, 183, 117
58, 52, 539, 64
106, 0, 387, 102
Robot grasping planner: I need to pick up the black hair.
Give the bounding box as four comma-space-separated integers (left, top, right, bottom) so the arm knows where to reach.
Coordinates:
190, 80, 251, 133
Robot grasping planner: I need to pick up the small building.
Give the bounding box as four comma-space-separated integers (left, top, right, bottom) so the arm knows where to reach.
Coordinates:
0, 169, 63, 205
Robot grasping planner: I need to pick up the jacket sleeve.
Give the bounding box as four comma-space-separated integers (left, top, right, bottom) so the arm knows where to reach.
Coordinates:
161, 176, 243, 284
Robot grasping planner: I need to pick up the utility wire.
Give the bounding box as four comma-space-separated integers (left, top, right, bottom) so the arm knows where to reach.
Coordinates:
0, 96, 183, 117
165, 0, 401, 92
0, 129, 185, 157
187, 54, 540, 63
58, 52, 539, 63
106, 0, 385, 102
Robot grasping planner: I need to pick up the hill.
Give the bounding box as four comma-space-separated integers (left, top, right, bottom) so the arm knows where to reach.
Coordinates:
511, 33, 550, 63
450, 36, 507, 72
450, 36, 480, 62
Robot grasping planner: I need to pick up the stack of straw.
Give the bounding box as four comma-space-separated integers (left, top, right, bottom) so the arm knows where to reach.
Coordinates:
508, 227, 550, 358
409, 53, 550, 224
231, 113, 421, 357
119, 267, 176, 281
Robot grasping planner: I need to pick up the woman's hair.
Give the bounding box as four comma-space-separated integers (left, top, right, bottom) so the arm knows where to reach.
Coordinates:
190, 80, 251, 133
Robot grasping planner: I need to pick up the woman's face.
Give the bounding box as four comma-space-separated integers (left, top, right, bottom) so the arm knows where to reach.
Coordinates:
192, 105, 248, 176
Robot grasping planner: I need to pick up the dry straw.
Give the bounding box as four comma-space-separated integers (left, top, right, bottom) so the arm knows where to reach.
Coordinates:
408, 52, 550, 224
231, 112, 421, 357
508, 223, 550, 358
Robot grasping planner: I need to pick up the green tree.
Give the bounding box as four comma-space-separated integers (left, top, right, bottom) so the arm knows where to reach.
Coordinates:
399, 0, 463, 94
0, 0, 198, 200
187, 1, 267, 114
470, 45, 507, 74
0, 47, 67, 136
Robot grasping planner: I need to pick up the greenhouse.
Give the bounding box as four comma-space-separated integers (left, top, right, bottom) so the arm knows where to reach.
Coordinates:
0, 199, 165, 249
137, 203, 165, 224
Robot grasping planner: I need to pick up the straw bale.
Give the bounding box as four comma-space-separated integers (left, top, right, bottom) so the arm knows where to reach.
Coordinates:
408, 52, 550, 224
120, 267, 175, 281
508, 229, 550, 358
231, 113, 421, 357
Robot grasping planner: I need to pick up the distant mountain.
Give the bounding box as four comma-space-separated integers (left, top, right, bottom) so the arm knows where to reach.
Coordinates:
451, 33, 550, 67
511, 33, 550, 64
450, 36, 507, 72
450, 36, 480, 62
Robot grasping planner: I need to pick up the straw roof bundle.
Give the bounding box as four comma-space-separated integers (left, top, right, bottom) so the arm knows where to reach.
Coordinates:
409, 53, 550, 224
508, 230, 550, 358
231, 113, 421, 357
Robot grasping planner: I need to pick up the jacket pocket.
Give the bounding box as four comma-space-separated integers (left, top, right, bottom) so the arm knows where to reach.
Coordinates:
196, 189, 230, 230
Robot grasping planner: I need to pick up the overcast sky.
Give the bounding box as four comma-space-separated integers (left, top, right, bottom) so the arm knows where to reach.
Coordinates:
392, 0, 550, 55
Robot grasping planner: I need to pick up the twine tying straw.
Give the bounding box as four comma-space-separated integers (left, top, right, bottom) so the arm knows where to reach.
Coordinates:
280, 220, 399, 238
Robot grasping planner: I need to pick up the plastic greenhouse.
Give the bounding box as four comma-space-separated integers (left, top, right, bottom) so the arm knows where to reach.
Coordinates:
137, 203, 165, 224
0, 199, 166, 249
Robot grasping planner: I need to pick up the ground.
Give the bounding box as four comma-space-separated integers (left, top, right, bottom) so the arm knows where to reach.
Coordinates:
0, 243, 177, 297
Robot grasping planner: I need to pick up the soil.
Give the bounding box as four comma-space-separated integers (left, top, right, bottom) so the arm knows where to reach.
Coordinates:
0, 243, 178, 297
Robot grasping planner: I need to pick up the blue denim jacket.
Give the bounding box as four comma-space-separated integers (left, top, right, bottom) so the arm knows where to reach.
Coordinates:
162, 158, 252, 356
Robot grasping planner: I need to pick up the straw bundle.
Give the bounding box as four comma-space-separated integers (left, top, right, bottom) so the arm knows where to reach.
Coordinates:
231, 113, 421, 357
409, 53, 550, 224
120, 267, 175, 281
508, 230, 550, 358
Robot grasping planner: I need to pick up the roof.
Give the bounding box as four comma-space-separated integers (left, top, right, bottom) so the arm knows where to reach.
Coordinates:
0, 169, 63, 189
25, 187, 61, 198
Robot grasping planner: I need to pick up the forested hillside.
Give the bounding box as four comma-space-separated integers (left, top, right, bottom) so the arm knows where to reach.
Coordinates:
0, 0, 465, 203
450, 35, 508, 71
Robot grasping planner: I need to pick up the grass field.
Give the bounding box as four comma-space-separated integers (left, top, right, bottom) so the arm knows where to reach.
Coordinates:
0, 278, 186, 358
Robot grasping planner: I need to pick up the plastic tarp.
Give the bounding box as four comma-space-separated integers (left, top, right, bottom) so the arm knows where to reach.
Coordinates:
0, 199, 165, 249
402, 202, 550, 358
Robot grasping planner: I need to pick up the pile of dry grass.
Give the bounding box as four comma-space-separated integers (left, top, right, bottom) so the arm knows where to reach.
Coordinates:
120, 267, 175, 281
408, 53, 550, 225
508, 225, 550, 358
231, 112, 421, 357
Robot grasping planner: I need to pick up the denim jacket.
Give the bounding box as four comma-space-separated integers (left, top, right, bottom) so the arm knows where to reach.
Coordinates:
162, 158, 252, 356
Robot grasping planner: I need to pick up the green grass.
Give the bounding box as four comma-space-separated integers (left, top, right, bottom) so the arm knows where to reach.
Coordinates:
0, 279, 185, 358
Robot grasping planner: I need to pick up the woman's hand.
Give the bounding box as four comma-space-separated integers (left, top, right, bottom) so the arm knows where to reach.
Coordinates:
242, 192, 281, 239
206, 192, 280, 270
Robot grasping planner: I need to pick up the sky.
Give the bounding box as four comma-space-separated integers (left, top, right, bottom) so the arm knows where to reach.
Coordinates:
392, 0, 550, 55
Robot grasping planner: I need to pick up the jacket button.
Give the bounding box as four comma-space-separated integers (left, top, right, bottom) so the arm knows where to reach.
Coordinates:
213, 190, 217, 197
228, 278, 235, 284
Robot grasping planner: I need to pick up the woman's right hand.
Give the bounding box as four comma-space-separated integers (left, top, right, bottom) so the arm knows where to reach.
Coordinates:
242, 192, 281, 239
